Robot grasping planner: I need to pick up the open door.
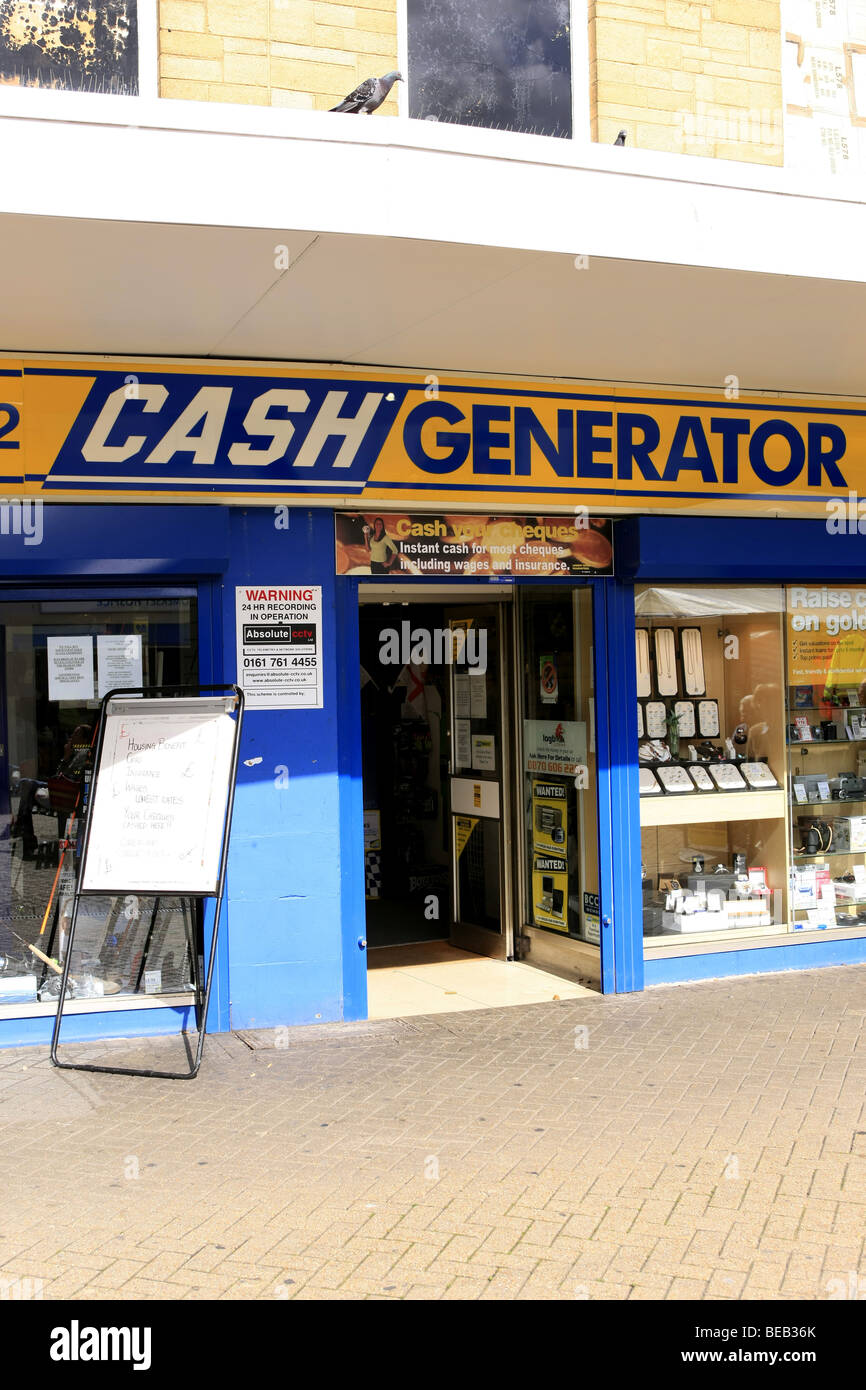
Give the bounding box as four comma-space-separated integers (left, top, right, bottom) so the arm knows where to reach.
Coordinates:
446, 605, 514, 959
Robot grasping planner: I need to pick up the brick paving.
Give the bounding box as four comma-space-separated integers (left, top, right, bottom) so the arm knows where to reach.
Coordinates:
0, 963, 865, 1301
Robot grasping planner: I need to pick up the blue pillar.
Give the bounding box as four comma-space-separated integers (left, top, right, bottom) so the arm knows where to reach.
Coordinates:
594, 579, 643, 993
218, 507, 366, 1029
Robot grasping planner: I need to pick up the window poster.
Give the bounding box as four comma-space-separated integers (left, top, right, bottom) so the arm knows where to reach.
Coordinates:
47, 635, 94, 702
97, 633, 143, 697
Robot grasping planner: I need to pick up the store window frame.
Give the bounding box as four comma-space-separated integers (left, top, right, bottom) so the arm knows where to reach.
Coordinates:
633, 580, 866, 961
0, 579, 210, 1021
396, 0, 591, 142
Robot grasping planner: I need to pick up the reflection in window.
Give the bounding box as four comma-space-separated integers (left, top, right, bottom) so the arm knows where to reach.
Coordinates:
408, 0, 572, 139
0, 1, 139, 95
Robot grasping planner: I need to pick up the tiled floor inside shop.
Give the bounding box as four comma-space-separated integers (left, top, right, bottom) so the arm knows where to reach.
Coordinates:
366, 941, 593, 1019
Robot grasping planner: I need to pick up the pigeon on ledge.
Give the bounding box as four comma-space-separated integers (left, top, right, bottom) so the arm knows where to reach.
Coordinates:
614, 130, 627, 145
330, 71, 403, 114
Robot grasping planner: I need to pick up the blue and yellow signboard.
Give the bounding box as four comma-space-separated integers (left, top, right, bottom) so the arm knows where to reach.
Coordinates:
1, 357, 864, 515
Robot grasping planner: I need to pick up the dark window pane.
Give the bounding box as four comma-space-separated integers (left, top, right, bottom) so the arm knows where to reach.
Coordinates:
0, 1, 139, 96
408, 0, 572, 139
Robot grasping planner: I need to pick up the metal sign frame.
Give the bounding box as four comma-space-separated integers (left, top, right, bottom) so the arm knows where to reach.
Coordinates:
49, 683, 244, 1081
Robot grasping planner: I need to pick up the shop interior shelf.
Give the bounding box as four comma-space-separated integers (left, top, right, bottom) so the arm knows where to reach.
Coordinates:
787, 739, 865, 747
791, 849, 864, 860
786, 705, 863, 713
791, 799, 866, 808
794, 901, 866, 912
639, 788, 786, 828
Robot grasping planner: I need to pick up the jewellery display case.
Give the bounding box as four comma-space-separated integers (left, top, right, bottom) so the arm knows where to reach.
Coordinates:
636, 587, 788, 946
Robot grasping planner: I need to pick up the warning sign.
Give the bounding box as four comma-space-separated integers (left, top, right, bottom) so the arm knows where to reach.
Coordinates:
455, 816, 478, 858
235, 585, 323, 710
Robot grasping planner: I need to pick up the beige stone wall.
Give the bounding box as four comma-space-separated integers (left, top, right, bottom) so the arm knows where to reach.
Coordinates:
158, 0, 399, 112
590, 0, 784, 165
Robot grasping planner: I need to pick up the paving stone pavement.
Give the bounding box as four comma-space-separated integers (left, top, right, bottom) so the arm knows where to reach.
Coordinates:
1, 963, 865, 1301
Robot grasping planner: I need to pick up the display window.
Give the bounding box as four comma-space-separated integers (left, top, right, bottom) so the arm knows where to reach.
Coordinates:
637, 582, 866, 950
786, 584, 866, 933
637, 586, 788, 946
0, 596, 199, 1010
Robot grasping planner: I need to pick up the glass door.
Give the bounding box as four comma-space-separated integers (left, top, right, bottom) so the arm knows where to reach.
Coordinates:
446, 605, 513, 959
516, 586, 602, 982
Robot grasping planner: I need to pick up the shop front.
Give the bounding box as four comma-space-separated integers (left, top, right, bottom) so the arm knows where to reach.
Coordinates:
1, 356, 866, 1047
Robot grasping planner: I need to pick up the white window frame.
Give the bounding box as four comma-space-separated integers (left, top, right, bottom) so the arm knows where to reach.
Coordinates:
398, 0, 590, 141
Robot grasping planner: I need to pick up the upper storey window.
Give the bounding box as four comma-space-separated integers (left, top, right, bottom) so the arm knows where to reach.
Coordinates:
0, 0, 139, 95
407, 0, 573, 139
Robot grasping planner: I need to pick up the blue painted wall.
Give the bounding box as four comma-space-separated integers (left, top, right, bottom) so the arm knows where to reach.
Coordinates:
0, 503, 366, 1045
218, 508, 366, 1030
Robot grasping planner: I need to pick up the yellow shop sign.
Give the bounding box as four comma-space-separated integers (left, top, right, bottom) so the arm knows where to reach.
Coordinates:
1, 357, 862, 515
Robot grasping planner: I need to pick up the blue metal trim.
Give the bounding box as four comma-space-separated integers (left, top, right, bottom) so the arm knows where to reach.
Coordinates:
0, 585, 197, 599
196, 579, 231, 1035
618, 515, 866, 581
0, 1004, 196, 1050
645, 935, 866, 985
335, 573, 367, 1021
603, 581, 644, 993
0, 505, 230, 578
592, 583, 616, 994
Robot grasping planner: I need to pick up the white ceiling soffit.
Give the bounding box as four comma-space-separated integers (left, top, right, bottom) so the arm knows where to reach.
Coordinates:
0, 214, 862, 397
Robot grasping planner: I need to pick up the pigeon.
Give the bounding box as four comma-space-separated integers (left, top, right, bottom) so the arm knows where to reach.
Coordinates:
330, 71, 403, 115
614, 130, 627, 146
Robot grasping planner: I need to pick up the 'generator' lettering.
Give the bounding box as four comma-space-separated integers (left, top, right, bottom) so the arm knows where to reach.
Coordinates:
401, 401, 849, 491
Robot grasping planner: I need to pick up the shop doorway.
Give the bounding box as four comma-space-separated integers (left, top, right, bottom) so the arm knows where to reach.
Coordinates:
359, 583, 604, 1003
359, 593, 513, 957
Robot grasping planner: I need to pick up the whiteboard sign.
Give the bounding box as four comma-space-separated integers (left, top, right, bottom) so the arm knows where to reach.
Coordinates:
82, 698, 237, 894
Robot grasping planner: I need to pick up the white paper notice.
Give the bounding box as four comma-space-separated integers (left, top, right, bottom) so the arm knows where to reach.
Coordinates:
469, 677, 487, 719
471, 734, 496, 771
455, 718, 471, 768
236, 585, 323, 710
454, 674, 471, 719
97, 634, 143, 698
47, 636, 94, 702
